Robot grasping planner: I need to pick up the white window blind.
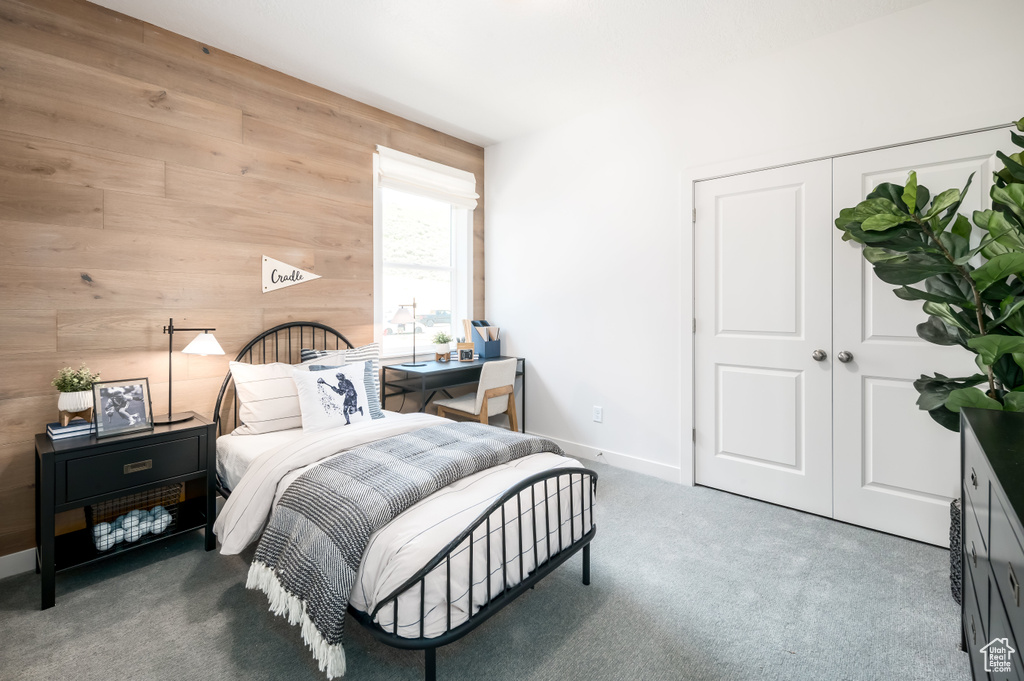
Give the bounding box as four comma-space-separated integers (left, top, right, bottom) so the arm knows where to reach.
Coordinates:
376, 146, 479, 210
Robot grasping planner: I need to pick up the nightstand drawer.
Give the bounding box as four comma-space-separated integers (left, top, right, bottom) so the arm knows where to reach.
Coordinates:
991, 491, 1024, 642
65, 436, 201, 502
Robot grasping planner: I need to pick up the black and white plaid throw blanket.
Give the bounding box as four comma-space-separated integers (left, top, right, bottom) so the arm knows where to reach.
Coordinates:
246, 422, 563, 679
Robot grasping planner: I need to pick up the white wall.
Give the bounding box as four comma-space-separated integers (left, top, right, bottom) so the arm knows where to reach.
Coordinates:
485, 0, 1024, 484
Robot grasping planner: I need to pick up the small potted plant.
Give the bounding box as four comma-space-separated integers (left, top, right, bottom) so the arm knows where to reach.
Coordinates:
52, 364, 101, 414
432, 332, 453, 363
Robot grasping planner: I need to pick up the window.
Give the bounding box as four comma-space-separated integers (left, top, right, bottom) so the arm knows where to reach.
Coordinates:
374, 147, 477, 358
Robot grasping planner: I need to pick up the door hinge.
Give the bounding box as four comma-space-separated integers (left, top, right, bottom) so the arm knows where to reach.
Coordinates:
692, 318, 696, 334
692, 428, 696, 443
692, 208, 696, 224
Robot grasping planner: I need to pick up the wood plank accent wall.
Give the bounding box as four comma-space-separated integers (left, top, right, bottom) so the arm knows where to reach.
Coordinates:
0, 0, 486, 558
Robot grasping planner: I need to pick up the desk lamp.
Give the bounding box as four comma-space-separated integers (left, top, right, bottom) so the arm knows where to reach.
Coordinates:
391, 300, 425, 367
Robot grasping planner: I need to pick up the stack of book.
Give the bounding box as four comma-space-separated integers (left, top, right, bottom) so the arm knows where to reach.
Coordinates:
46, 420, 94, 441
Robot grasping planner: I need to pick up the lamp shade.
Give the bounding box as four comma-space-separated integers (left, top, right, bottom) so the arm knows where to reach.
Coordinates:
181, 332, 224, 356
390, 307, 414, 325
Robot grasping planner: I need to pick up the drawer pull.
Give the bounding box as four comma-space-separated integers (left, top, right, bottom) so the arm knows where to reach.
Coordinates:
123, 460, 153, 474
970, 468, 978, 489
1011, 564, 1020, 607
972, 541, 977, 568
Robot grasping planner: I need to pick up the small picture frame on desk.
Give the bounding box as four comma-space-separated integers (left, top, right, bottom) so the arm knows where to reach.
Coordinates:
93, 378, 154, 438
457, 342, 474, 362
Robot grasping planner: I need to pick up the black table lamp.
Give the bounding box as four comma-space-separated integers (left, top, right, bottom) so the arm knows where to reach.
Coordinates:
155, 318, 224, 425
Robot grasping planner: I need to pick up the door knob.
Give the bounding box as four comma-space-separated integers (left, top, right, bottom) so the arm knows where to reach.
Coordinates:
812, 349, 827, 362
837, 351, 854, 363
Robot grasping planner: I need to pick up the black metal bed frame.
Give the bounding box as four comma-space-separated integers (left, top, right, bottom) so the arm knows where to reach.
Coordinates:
212, 322, 598, 681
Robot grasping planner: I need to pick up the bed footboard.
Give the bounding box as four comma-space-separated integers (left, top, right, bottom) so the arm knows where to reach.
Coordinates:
348, 466, 598, 681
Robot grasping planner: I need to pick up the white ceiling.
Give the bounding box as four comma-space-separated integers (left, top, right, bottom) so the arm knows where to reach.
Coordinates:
92, 0, 927, 147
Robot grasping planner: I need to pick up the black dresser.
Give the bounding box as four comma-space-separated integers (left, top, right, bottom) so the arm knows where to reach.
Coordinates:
962, 408, 1024, 681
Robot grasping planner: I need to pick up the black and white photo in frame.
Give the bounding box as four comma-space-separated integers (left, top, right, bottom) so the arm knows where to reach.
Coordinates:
92, 378, 153, 438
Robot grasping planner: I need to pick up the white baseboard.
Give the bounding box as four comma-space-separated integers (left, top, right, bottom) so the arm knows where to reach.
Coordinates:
0, 548, 35, 580
528, 432, 682, 483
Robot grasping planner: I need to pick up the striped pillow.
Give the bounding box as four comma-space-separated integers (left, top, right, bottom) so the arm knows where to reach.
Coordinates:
299, 344, 383, 419
229, 361, 302, 435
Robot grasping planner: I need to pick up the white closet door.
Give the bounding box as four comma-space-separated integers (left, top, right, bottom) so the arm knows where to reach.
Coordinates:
694, 160, 834, 516
832, 129, 1006, 546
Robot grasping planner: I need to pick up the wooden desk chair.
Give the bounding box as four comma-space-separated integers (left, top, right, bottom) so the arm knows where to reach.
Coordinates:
434, 358, 519, 431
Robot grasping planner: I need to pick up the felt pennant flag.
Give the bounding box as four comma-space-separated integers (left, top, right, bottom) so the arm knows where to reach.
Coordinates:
262, 255, 321, 293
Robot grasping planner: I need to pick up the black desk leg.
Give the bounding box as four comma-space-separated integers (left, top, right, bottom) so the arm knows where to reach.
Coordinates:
38, 451, 55, 610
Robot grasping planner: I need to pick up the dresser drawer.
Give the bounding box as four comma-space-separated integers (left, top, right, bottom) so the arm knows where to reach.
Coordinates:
988, 594, 1023, 681
991, 491, 1024, 643
64, 436, 201, 502
967, 499, 992, 631
966, 556, 987, 652
965, 426, 992, 544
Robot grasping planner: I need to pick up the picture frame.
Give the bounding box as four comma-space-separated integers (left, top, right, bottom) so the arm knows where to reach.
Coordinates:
92, 378, 154, 439
457, 342, 475, 362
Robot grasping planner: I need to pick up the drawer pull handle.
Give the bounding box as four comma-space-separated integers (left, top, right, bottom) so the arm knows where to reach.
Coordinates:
123, 460, 153, 474
1011, 564, 1020, 607
972, 541, 977, 568
970, 468, 978, 489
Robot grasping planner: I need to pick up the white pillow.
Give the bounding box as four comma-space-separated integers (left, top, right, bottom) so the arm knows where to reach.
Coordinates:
293, 363, 372, 433
229, 362, 302, 435
299, 344, 382, 416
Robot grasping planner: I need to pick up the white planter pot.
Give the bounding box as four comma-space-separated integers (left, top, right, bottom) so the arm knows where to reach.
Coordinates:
58, 390, 93, 412
434, 343, 450, 355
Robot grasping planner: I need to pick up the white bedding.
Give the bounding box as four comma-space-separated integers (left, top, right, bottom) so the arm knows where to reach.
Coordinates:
215, 413, 593, 639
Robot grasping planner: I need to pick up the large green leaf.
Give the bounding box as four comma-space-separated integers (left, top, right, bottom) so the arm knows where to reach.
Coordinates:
927, 406, 962, 431
894, 285, 974, 308
992, 184, 1024, 224
997, 151, 1024, 183
914, 373, 987, 410
851, 197, 904, 222
873, 254, 958, 285
917, 316, 965, 346
866, 183, 910, 212
951, 214, 973, 242
937, 231, 970, 262
945, 387, 1003, 412
923, 188, 961, 220
967, 334, 1024, 365
922, 301, 973, 332
990, 297, 1024, 328
970, 252, 1024, 292
997, 153, 1024, 185
902, 172, 918, 213
1002, 391, 1024, 412
994, 353, 1024, 390
863, 213, 913, 231
863, 248, 907, 264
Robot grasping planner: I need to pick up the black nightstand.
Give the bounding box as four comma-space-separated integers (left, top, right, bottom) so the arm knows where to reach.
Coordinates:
34, 415, 216, 609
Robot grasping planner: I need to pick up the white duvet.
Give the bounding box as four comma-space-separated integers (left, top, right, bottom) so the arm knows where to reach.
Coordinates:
214, 413, 594, 638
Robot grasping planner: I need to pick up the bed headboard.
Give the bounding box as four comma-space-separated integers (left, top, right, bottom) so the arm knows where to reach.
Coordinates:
213, 321, 354, 436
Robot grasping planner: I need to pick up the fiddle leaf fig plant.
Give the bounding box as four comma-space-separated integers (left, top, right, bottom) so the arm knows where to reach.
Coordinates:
835, 117, 1024, 431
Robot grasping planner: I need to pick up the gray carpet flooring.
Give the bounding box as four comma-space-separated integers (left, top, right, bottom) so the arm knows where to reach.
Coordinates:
0, 460, 969, 681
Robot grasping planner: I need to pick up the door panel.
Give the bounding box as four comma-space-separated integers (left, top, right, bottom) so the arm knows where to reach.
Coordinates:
832, 128, 1008, 546
695, 160, 833, 516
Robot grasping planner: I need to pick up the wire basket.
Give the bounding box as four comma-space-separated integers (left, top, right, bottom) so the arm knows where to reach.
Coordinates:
87, 484, 183, 552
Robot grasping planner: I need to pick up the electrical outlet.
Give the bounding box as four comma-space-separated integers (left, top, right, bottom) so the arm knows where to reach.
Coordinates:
592, 406, 603, 423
